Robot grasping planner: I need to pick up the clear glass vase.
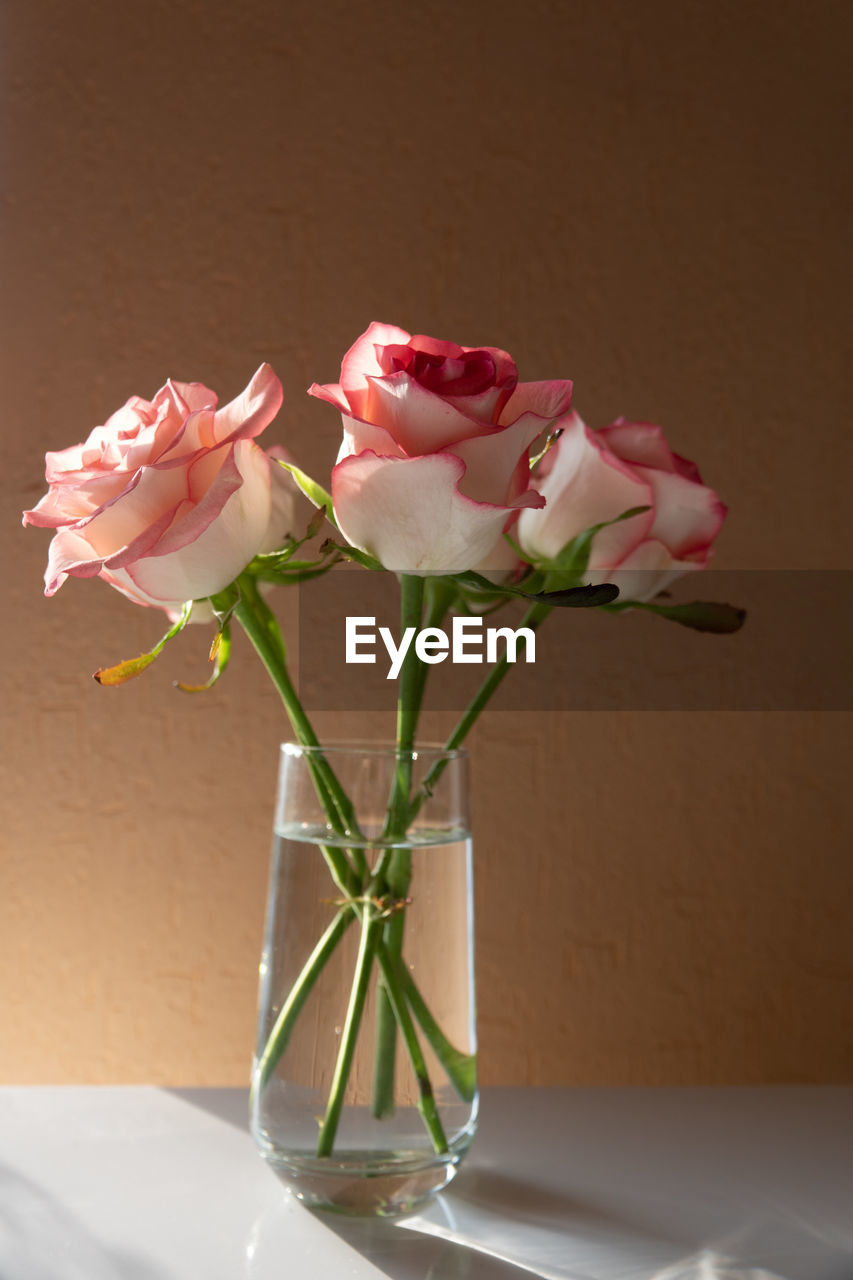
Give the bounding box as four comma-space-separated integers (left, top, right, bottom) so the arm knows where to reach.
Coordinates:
250, 742, 477, 1217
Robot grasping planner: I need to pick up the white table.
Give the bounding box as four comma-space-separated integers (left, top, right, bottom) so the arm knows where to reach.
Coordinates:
1, 1086, 851, 1279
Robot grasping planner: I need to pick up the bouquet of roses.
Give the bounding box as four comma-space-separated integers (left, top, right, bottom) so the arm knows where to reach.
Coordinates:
24, 323, 742, 1196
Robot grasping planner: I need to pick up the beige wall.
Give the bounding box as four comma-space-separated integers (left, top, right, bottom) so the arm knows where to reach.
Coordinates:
2, 0, 850, 1084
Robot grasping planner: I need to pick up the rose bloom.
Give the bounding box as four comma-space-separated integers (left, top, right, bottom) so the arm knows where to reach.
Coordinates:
23, 365, 292, 613
309, 322, 573, 572
517, 412, 727, 601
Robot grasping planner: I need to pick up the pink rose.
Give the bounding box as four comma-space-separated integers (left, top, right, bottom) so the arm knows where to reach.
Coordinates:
23, 365, 291, 612
517, 413, 727, 601
309, 322, 573, 572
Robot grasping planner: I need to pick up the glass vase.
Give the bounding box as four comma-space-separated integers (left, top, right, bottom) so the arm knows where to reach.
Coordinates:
250, 742, 477, 1217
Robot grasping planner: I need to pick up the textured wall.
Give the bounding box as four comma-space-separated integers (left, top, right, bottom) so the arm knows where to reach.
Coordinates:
2, 0, 851, 1083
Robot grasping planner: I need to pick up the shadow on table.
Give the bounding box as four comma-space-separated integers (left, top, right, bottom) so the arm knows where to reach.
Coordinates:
393, 1167, 837, 1280
323, 1211, 535, 1280
331, 1168, 828, 1280
161, 1091, 837, 1279
164, 1086, 250, 1132
323, 1165, 687, 1280
160, 1092, 749, 1279
0, 1162, 166, 1280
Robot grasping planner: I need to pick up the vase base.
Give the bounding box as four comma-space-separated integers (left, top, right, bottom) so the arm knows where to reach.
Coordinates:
261, 1145, 468, 1217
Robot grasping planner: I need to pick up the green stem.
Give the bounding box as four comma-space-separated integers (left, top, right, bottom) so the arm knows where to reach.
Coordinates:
370, 917, 403, 1116
316, 905, 382, 1157
418, 599, 553, 807
232, 576, 320, 752
252, 908, 352, 1096
396, 961, 477, 1103
234, 572, 410, 1156
372, 574, 426, 1118
233, 574, 367, 887
313, 902, 457, 1157
376, 944, 448, 1153
251, 896, 474, 1111
370, 593, 549, 1120
385, 572, 427, 832
239, 567, 500, 1158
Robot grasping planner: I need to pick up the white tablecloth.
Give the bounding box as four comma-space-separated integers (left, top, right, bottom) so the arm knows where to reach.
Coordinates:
1, 1086, 851, 1279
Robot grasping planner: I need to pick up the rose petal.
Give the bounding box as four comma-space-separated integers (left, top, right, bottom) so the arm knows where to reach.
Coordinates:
72, 462, 191, 560
261, 445, 298, 553
396, 333, 466, 362
602, 420, 707, 484
398, 335, 516, 385
499, 380, 573, 425
213, 363, 284, 444
599, 419, 678, 473
159, 364, 283, 460
136, 382, 218, 464
586, 539, 705, 602
364, 372, 493, 455
672, 452, 703, 483
451, 412, 547, 506
97, 567, 170, 610
161, 380, 218, 416
110, 441, 268, 569
392, 339, 519, 422
114, 442, 272, 603
336, 412, 407, 463
23, 471, 130, 528
151, 380, 215, 447
307, 380, 351, 415
634, 465, 728, 558
443, 384, 511, 422
338, 321, 414, 415
332, 451, 529, 572
52, 399, 155, 474
43, 527, 109, 594
518, 413, 653, 564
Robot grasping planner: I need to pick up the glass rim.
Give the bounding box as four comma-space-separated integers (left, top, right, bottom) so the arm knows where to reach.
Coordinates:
280, 740, 468, 762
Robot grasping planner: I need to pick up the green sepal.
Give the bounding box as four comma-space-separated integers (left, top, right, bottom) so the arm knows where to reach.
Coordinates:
529, 582, 620, 608
452, 569, 619, 609
209, 583, 240, 625
528, 421, 564, 471
248, 547, 343, 586
395, 963, 477, 1102
319, 539, 384, 572
252, 561, 343, 585
253, 554, 331, 573
247, 503, 338, 578
275, 460, 338, 529
176, 621, 233, 692
538, 505, 652, 581
456, 507, 651, 604
304, 505, 329, 540
93, 602, 193, 686
248, 537, 300, 569
607, 598, 747, 633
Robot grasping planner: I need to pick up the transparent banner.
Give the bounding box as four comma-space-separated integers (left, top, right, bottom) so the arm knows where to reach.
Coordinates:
295, 569, 852, 712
